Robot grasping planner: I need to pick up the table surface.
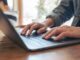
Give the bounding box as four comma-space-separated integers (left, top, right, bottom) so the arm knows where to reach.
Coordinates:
0, 31, 80, 60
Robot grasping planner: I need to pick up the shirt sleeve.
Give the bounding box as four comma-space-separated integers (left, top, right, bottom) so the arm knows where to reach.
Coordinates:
46, 0, 74, 26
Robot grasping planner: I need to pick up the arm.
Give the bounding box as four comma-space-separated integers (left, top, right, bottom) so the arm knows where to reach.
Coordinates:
46, 0, 74, 27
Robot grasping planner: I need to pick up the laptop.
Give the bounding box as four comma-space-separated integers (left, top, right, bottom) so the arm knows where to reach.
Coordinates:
0, 9, 80, 51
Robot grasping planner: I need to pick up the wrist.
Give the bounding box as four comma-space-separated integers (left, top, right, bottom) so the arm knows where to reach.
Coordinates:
43, 18, 54, 27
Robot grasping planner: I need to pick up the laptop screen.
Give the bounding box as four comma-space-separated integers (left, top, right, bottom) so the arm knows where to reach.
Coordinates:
0, 9, 27, 49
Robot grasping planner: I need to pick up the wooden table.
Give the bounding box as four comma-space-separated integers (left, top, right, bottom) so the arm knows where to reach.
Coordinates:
0, 32, 80, 60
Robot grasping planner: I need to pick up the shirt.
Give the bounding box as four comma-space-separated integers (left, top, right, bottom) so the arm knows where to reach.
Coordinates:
46, 0, 80, 26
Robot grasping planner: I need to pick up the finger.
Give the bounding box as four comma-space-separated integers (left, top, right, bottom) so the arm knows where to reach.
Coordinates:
37, 27, 46, 34
27, 24, 38, 35
21, 23, 35, 35
44, 27, 64, 40
21, 25, 30, 35
44, 29, 59, 40
54, 32, 69, 40
43, 29, 53, 38
27, 26, 34, 36
43, 27, 57, 38
43, 27, 55, 35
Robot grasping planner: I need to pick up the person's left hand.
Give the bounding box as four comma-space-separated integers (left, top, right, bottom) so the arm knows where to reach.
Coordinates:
43, 26, 80, 41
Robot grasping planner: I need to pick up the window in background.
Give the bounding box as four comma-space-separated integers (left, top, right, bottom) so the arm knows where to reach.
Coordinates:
7, 0, 18, 12
7, 0, 14, 11
5, 0, 20, 26
22, 0, 61, 25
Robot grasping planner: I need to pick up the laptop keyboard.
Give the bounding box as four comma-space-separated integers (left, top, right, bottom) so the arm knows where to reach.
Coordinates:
20, 35, 62, 50
17, 28, 80, 50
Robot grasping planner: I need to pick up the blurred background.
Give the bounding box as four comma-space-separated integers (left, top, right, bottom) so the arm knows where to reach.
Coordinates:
1, 0, 71, 26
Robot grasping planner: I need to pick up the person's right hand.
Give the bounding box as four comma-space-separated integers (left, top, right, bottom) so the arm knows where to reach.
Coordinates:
21, 22, 47, 36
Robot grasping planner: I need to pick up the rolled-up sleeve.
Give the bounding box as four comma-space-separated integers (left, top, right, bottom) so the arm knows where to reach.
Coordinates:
46, 0, 74, 26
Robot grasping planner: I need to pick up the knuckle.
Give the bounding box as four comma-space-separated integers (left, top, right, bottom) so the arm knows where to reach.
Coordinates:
62, 32, 67, 36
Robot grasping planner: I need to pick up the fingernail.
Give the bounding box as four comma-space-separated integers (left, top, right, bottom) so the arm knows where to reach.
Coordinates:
54, 38, 59, 41
45, 36, 49, 40
21, 33, 25, 36
42, 36, 46, 39
42, 36, 45, 39
42, 37, 47, 40
37, 31, 41, 34
42, 34, 45, 37
27, 34, 30, 37
27, 33, 30, 36
21, 32, 24, 35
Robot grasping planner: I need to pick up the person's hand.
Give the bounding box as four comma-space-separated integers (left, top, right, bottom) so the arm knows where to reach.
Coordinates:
21, 22, 48, 36
43, 26, 80, 41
